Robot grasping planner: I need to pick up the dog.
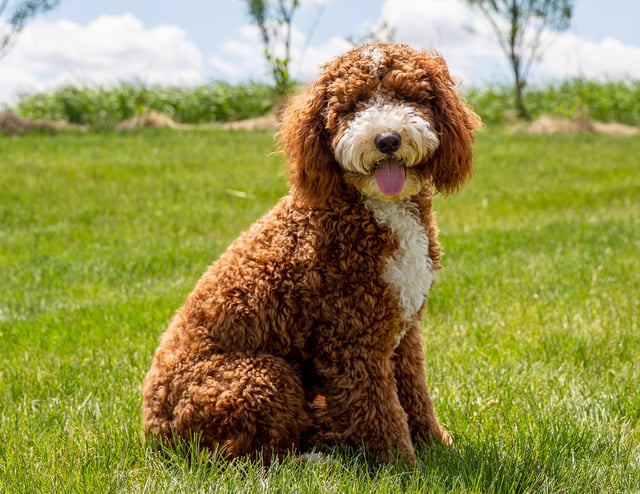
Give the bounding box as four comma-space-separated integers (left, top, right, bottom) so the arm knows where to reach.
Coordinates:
143, 43, 481, 464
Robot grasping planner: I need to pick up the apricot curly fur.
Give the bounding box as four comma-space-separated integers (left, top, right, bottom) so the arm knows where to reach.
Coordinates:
143, 43, 480, 464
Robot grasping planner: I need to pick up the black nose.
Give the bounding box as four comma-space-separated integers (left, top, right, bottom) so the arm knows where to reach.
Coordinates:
374, 131, 401, 154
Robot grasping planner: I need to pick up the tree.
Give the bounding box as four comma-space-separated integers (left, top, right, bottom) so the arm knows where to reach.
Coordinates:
465, 0, 573, 119
246, 0, 300, 97
1, 0, 60, 58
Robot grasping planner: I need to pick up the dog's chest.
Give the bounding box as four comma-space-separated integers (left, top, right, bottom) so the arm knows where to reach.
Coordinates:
363, 198, 436, 323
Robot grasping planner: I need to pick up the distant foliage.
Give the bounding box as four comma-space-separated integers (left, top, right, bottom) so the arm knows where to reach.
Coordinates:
466, 79, 640, 126
14, 82, 277, 127
10, 79, 640, 129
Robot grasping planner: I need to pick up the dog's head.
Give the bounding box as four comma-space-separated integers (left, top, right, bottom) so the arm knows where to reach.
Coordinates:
280, 43, 481, 204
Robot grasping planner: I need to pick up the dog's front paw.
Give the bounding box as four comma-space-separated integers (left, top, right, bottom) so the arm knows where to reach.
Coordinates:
411, 420, 453, 446
343, 427, 416, 465
438, 428, 453, 446
395, 441, 418, 465
370, 437, 417, 465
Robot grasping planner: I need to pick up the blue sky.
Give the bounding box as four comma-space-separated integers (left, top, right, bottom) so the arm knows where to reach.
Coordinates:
1, 0, 640, 104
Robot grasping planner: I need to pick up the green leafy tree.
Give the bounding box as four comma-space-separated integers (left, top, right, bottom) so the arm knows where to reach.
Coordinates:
247, 0, 300, 97
1, 0, 60, 58
465, 0, 573, 119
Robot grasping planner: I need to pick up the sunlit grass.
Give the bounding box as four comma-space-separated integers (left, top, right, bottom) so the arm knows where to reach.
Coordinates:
0, 129, 638, 492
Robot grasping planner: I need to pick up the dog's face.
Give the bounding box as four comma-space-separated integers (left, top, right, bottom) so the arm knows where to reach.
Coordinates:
280, 44, 481, 204
329, 46, 442, 201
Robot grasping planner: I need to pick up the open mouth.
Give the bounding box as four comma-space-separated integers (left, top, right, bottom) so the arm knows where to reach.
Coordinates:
374, 157, 406, 196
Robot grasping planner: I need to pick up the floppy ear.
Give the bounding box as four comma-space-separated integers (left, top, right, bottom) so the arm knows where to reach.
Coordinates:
279, 78, 342, 205
426, 55, 482, 194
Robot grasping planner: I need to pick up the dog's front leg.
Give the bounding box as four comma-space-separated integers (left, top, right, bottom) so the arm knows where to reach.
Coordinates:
314, 349, 416, 463
392, 324, 452, 446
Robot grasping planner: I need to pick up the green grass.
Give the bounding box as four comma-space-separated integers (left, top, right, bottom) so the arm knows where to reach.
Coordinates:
1, 129, 638, 492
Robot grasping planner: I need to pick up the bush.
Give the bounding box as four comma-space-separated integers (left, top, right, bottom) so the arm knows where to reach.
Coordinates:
14, 82, 278, 128
12, 79, 640, 128
466, 79, 640, 126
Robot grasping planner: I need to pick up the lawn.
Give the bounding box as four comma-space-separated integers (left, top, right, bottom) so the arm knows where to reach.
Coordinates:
0, 128, 638, 493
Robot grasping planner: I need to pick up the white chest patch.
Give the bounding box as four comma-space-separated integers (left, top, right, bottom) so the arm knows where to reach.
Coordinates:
364, 198, 437, 323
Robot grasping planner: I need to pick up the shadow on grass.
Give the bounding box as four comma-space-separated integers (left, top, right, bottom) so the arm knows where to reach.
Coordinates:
144, 439, 541, 492
142, 429, 631, 493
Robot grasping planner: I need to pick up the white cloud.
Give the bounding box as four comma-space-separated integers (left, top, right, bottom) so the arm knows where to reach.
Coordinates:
396, 0, 640, 85
378, 0, 505, 85
223, 37, 262, 61
542, 33, 640, 80
209, 24, 266, 82
293, 35, 353, 79
209, 19, 351, 83
0, 14, 204, 104
209, 55, 242, 80
206, 0, 507, 88
375, 0, 640, 86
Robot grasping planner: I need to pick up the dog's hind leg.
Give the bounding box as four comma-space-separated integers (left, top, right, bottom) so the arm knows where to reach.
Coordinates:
144, 351, 310, 462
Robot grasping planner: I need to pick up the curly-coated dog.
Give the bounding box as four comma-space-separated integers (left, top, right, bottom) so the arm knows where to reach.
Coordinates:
143, 43, 481, 464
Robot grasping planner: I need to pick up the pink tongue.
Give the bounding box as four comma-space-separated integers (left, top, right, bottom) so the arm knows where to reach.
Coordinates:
375, 159, 406, 196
